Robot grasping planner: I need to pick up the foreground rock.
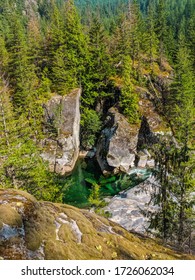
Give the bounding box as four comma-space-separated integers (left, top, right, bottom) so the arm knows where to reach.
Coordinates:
97, 108, 139, 174
0, 189, 193, 260
41, 89, 81, 175
105, 177, 195, 253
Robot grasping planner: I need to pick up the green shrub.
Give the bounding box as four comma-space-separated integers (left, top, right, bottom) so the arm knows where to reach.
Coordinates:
80, 108, 102, 149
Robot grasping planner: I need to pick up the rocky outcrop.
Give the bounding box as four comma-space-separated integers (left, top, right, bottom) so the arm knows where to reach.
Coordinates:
104, 176, 160, 234
96, 108, 140, 174
41, 89, 81, 175
137, 86, 171, 149
96, 85, 173, 174
0, 189, 193, 260
137, 150, 155, 169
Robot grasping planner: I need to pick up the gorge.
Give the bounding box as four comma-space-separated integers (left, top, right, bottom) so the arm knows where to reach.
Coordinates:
0, 0, 194, 259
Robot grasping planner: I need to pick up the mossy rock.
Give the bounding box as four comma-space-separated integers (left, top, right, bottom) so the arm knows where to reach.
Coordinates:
24, 207, 57, 250
0, 189, 194, 260
25, 228, 42, 251
0, 189, 36, 203
58, 223, 78, 243
44, 239, 69, 260
0, 204, 22, 227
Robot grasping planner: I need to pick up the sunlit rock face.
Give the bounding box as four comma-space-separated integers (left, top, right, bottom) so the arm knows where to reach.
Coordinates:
96, 108, 139, 174
0, 189, 192, 260
41, 89, 81, 175
105, 176, 160, 234
96, 92, 171, 174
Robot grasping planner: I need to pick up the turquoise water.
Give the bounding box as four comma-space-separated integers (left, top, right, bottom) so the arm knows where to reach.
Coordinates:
63, 158, 152, 208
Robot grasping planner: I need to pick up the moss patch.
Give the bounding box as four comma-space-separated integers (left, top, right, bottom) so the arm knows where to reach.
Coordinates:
24, 204, 56, 251
0, 189, 194, 260
58, 223, 77, 243
0, 204, 22, 227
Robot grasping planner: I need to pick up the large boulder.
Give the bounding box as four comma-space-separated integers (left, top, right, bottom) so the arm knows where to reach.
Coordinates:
0, 189, 193, 260
41, 89, 81, 175
104, 176, 160, 234
96, 108, 140, 174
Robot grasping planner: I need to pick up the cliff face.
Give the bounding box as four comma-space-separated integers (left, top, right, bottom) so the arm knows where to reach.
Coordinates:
41, 89, 81, 175
96, 97, 167, 174
96, 108, 139, 174
0, 189, 194, 260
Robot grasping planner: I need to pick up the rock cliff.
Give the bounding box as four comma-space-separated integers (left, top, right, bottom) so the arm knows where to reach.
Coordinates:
41, 89, 81, 175
96, 86, 171, 174
0, 189, 193, 260
96, 108, 139, 174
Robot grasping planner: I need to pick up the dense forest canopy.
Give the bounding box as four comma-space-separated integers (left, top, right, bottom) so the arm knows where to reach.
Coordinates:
0, 0, 195, 250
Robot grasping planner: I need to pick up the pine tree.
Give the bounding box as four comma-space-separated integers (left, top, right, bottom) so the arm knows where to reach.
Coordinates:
0, 35, 9, 72
128, 1, 144, 69
150, 32, 195, 249
81, 16, 112, 108
46, 0, 87, 95
149, 139, 178, 242
7, 16, 37, 108
120, 55, 140, 124
48, 1, 68, 94
188, 12, 195, 69
168, 35, 195, 247
145, 0, 158, 67
156, 0, 168, 66
27, 16, 43, 76
6, 15, 46, 141
62, 0, 87, 93
0, 73, 63, 202
168, 33, 195, 144
80, 107, 102, 149
0, 77, 16, 188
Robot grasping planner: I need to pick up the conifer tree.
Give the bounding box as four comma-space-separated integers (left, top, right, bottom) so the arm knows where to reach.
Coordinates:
128, 1, 144, 68
150, 140, 178, 242
81, 16, 112, 108
156, 0, 167, 65
0, 35, 9, 72
120, 55, 140, 124
7, 15, 45, 140
7, 16, 37, 107
168, 34, 195, 247
0, 73, 63, 202
150, 32, 195, 248
27, 16, 43, 76
168, 33, 195, 144
48, 1, 67, 94
47, 0, 87, 95
62, 0, 87, 92
145, 0, 158, 67
188, 13, 195, 69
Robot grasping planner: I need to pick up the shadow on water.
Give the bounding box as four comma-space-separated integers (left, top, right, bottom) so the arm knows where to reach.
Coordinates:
63, 158, 153, 208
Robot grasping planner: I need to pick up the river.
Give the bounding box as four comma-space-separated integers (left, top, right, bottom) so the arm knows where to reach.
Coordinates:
62, 158, 153, 208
